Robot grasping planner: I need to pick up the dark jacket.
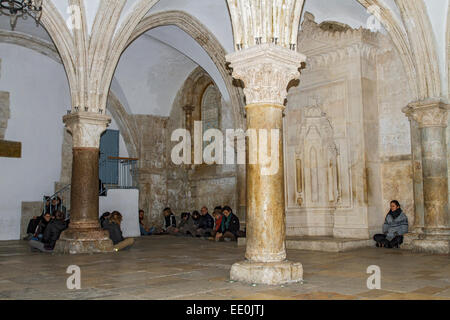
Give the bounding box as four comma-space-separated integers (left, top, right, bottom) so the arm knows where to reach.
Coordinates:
102, 220, 124, 245
164, 213, 176, 230
382, 209, 409, 241
42, 219, 67, 250
198, 213, 214, 230
220, 213, 240, 236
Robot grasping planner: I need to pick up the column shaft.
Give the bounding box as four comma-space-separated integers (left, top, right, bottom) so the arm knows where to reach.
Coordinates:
70, 147, 100, 230
420, 126, 449, 232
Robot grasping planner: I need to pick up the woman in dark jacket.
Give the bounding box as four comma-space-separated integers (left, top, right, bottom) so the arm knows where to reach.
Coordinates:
29, 211, 67, 252
103, 211, 134, 251
32, 212, 52, 241
42, 211, 68, 250
215, 206, 240, 242
374, 200, 409, 248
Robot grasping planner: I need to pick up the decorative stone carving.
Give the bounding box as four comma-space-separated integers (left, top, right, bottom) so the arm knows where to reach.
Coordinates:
295, 105, 339, 208
63, 112, 111, 148
226, 43, 306, 106
226, 0, 304, 50
403, 100, 449, 128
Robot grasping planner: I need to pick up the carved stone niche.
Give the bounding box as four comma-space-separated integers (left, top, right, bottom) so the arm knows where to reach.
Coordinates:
294, 105, 340, 209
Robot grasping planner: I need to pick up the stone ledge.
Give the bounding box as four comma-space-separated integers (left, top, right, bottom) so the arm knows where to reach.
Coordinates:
230, 260, 303, 285
238, 236, 372, 252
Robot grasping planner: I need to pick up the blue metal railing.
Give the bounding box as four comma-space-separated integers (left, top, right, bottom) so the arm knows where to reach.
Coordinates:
42, 157, 138, 218
99, 156, 138, 189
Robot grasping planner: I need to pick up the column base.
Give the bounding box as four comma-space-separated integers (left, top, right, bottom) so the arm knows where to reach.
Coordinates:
230, 260, 303, 285
54, 228, 114, 254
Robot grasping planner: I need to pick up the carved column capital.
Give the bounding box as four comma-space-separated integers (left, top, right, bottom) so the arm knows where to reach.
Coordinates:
402, 99, 449, 128
63, 112, 111, 148
226, 43, 306, 106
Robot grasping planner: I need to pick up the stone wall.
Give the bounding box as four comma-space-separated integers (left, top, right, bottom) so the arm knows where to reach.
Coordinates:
133, 115, 168, 225
284, 13, 414, 239
166, 68, 239, 221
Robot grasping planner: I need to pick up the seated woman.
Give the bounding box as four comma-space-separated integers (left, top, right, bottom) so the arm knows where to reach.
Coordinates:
215, 206, 240, 242
373, 200, 409, 248
103, 211, 135, 251
139, 209, 155, 236
209, 208, 224, 240
29, 211, 68, 252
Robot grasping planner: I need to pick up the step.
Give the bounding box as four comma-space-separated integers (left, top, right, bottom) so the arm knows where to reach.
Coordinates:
237, 236, 373, 253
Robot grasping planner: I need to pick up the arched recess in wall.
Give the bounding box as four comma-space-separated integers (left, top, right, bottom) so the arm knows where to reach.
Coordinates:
125, 10, 245, 130
0, 30, 138, 159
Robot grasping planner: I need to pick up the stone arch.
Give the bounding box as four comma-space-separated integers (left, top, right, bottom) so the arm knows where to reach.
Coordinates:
0, 30, 138, 158
39, 0, 159, 111
355, 0, 418, 99
125, 10, 246, 131
226, 0, 439, 101
179, 66, 214, 116
390, 0, 441, 100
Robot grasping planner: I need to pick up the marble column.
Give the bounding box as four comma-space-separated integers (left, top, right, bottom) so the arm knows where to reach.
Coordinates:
55, 112, 114, 254
403, 99, 450, 254
226, 43, 306, 284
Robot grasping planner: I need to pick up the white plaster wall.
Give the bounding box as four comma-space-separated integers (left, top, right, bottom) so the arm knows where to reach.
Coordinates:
99, 189, 140, 238
108, 117, 129, 158
302, 0, 371, 29
0, 43, 70, 240
114, 34, 197, 116
147, 26, 230, 102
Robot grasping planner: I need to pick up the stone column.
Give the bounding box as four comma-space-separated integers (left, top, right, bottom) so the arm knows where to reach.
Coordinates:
183, 105, 195, 167
55, 112, 114, 254
403, 99, 450, 254
226, 43, 306, 284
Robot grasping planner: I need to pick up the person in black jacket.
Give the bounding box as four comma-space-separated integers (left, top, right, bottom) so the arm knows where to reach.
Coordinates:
195, 206, 214, 237
215, 206, 240, 242
31, 212, 52, 241
103, 211, 134, 251
99, 211, 111, 228
23, 197, 51, 240
29, 211, 67, 252
163, 207, 176, 233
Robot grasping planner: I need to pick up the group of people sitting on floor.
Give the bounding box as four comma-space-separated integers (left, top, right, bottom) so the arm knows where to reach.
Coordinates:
139, 205, 245, 242
25, 197, 408, 252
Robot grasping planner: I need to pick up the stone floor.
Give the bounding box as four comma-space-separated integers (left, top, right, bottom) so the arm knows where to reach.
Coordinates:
0, 236, 449, 300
